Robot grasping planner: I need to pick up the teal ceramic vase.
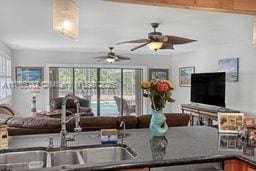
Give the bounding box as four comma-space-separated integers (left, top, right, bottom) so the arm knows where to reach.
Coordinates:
150, 110, 168, 137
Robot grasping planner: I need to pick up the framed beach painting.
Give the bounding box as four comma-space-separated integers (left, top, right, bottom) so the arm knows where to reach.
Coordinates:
15, 67, 44, 82
218, 113, 244, 133
149, 68, 169, 81
179, 67, 195, 87
218, 58, 239, 82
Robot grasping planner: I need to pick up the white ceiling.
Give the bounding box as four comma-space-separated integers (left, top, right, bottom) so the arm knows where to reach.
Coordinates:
0, 0, 253, 55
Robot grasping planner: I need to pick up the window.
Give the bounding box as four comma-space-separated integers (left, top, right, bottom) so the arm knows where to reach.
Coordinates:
0, 56, 12, 101
49, 67, 143, 116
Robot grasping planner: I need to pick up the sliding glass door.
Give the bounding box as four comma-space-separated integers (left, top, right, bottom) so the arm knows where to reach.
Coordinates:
74, 68, 97, 114
99, 69, 121, 116
49, 67, 143, 116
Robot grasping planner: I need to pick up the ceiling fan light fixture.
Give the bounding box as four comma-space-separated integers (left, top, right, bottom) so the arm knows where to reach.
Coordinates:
53, 0, 79, 40
148, 42, 163, 51
106, 58, 116, 63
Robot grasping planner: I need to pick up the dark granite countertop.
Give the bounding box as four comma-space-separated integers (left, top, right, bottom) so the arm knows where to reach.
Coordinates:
3, 126, 256, 170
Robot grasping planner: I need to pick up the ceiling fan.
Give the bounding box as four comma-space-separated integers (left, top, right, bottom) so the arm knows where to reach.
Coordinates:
117, 23, 196, 52
93, 47, 130, 63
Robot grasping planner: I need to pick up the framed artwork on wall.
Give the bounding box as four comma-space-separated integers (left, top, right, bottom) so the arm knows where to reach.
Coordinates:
15, 67, 44, 82
149, 68, 169, 81
218, 58, 239, 82
179, 67, 195, 87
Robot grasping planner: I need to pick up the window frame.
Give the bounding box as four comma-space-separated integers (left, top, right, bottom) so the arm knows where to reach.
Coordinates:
0, 56, 12, 102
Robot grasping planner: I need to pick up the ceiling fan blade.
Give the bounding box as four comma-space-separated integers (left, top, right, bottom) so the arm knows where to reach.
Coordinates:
116, 39, 150, 45
131, 40, 152, 51
165, 36, 196, 45
93, 56, 109, 59
160, 43, 174, 49
116, 55, 130, 60
94, 58, 105, 62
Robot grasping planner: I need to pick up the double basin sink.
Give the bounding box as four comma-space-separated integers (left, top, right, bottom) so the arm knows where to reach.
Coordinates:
0, 144, 137, 170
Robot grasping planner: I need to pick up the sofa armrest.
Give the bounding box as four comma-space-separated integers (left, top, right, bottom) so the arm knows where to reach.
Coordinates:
0, 114, 13, 125
0, 104, 21, 117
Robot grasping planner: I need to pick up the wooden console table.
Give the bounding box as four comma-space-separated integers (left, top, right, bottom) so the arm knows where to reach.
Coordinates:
181, 104, 240, 126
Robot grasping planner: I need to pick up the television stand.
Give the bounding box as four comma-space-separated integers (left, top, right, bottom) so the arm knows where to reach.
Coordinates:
181, 104, 240, 126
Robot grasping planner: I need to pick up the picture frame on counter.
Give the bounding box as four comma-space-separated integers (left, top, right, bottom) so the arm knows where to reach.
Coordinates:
218, 134, 243, 152
218, 113, 244, 133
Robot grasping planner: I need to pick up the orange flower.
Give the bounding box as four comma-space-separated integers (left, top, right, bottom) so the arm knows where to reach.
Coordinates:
157, 82, 170, 93
163, 80, 175, 90
140, 81, 151, 89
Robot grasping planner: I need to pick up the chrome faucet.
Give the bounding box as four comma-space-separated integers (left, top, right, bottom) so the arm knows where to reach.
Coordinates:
119, 121, 126, 144
48, 136, 54, 149
61, 94, 82, 148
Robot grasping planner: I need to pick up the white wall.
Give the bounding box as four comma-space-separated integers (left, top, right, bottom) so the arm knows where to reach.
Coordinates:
171, 41, 256, 116
0, 42, 12, 58
12, 50, 172, 116
0, 41, 12, 104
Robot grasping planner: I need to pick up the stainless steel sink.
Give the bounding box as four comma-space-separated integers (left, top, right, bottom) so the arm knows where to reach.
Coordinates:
50, 150, 84, 167
0, 144, 137, 170
0, 150, 47, 170
80, 146, 136, 164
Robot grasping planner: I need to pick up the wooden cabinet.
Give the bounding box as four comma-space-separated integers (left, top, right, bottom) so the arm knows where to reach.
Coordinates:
181, 104, 239, 126
225, 159, 256, 171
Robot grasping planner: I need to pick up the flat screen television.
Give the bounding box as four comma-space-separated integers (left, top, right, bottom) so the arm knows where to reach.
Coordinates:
191, 72, 226, 107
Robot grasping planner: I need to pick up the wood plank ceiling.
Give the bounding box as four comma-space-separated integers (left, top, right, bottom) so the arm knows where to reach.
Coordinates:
103, 0, 256, 15
104, 0, 256, 47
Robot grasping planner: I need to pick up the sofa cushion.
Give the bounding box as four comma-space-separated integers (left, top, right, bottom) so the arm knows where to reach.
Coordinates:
7, 117, 61, 129
137, 113, 190, 128
66, 99, 76, 109
79, 107, 92, 113
0, 114, 13, 125
51, 109, 73, 117
8, 127, 60, 136
80, 116, 117, 131
137, 115, 151, 128
80, 112, 94, 117
50, 97, 76, 109
117, 116, 137, 129
165, 113, 190, 127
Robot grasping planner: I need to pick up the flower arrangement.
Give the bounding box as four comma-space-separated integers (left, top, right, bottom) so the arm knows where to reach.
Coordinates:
140, 79, 175, 111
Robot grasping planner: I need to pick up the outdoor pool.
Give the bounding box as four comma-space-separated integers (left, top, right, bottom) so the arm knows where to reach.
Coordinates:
91, 102, 119, 115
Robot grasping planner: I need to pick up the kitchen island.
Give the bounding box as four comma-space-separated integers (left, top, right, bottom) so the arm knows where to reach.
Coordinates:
3, 126, 256, 170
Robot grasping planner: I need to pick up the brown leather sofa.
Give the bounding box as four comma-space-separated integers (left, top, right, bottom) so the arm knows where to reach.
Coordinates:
50, 96, 94, 117
0, 104, 190, 136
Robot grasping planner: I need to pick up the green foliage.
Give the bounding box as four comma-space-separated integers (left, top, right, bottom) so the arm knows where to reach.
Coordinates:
58, 68, 137, 90
141, 79, 175, 111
